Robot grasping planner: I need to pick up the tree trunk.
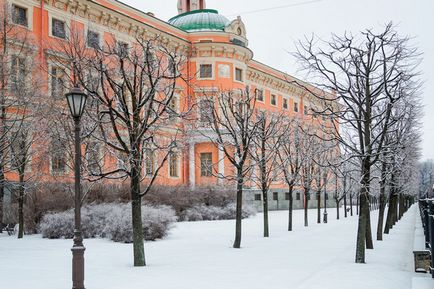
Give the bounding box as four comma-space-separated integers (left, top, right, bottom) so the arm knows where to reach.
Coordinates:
288, 186, 293, 231
0, 174, 3, 233
365, 207, 373, 249
336, 199, 340, 220
17, 172, 25, 239
377, 158, 387, 241
384, 191, 397, 234
355, 189, 368, 263
304, 188, 309, 227
233, 169, 243, 248
376, 192, 386, 241
131, 166, 145, 266
344, 193, 348, 218
317, 191, 321, 224
262, 188, 269, 237
350, 193, 353, 216
356, 195, 359, 215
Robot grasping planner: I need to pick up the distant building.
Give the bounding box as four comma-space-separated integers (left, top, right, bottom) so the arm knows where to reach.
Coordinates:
3, 0, 337, 213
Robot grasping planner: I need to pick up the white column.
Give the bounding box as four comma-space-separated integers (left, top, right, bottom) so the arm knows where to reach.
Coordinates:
189, 143, 196, 188
218, 144, 225, 184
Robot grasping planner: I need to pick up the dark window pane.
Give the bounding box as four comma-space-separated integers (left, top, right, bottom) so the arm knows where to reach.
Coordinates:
296, 192, 301, 200
235, 68, 243, 81
12, 5, 27, 27
255, 194, 261, 201
52, 18, 66, 39
87, 30, 100, 49
273, 192, 278, 201
200, 153, 213, 177
199, 64, 212, 78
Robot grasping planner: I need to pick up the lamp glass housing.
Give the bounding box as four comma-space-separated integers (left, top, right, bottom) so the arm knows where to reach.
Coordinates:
66, 87, 88, 118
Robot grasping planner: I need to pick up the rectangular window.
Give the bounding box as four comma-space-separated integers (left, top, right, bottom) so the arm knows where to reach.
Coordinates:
254, 194, 261, 201
51, 139, 66, 174
199, 99, 213, 123
87, 30, 100, 49
307, 193, 311, 201
10, 55, 25, 92
235, 68, 243, 82
52, 18, 66, 39
316, 192, 320, 200
50, 66, 65, 99
117, 41, 129, 57
285, 192, 290, 200
144, 149, 154, 176
296, 192, 301, 200
256, 89, 264, 102
200, 152, 213, 177
169, 152, 179, 178
199, 64, 213, 79
273, 192, 278, 201
304, 105, 308, 115
294, 102, 299, 113
283, 98, 288, 109
12, 5, 27, 27
271, 94, 277, 106
325, 193, 329, 200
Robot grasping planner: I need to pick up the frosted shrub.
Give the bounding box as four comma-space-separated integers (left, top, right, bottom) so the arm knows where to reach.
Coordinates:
142, 205, 177, 241
39, 203, 177, 242
39, 210, 74, 239
182, 202, 256, 222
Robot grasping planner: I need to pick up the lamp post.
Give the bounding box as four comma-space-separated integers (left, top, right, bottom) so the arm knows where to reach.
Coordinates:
66, 86, 88, 289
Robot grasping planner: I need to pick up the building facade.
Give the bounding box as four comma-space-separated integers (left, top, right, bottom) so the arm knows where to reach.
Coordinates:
2, 0, 337, 214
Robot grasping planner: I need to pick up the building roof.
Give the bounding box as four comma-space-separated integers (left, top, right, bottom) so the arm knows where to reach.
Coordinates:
168, 9, 230, 32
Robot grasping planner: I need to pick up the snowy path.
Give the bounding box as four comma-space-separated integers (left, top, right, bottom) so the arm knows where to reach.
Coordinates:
0, 205, 423, 289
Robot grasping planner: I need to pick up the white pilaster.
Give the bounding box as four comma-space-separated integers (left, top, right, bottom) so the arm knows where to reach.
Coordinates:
218, 144, 225, 184
189, 143, 196, 188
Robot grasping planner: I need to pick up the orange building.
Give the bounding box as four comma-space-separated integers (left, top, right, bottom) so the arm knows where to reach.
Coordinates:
2, 0, 336, 212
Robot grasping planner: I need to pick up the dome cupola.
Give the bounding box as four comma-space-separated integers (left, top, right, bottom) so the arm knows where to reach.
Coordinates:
169, 9, 230, 32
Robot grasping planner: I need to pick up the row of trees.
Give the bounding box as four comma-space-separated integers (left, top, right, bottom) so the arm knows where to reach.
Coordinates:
293, 22, 423, 263
0, 0, 422, 267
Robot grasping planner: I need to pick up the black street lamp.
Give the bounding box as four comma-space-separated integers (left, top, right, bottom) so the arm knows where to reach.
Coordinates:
66, 86, 88, 289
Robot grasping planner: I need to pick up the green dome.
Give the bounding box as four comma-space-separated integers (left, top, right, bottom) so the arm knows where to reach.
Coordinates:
168, 9, 230, 32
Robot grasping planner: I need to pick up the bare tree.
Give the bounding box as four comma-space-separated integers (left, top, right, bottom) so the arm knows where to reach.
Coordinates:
51, 28, 187, 266
200, 88, 261, 248
294, 23, 421, 263
277, 118, 303, 231
250, 110, 284, 237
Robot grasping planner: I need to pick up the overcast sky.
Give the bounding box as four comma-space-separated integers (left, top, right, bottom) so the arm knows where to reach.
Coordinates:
122, 0, 434, 160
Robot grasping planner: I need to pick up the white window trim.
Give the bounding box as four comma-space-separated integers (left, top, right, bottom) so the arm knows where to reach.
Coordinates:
168, 150, 181, 179
255, 88, 265, 103
85, 27, 103, 50
218, 64, 230, 79
270, 93, 278, 107
197, 62, 215, 80
47, 63, 70, 100
234, 66, 244, 83
283, 97, 289, 110
48, 12, 70, 40
10, 0, 33, 31
49, 150, 70, 176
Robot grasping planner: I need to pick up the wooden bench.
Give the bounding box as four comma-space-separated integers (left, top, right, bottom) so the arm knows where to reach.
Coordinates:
413, 216, 431, 273
1, 223, 16, 236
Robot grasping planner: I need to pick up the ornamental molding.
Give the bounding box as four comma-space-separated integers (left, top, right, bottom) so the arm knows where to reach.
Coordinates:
41, 0, 190, 53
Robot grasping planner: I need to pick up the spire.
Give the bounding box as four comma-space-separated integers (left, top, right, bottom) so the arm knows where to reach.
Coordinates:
177, 0, 206, 14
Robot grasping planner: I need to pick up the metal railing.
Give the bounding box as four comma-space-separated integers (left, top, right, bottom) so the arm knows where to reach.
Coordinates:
419, 199, 434, 278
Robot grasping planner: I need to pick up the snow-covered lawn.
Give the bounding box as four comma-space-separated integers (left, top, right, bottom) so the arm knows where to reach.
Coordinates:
0, 205, 430, 289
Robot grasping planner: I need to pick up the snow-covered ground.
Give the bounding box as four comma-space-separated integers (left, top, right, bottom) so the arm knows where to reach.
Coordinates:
0, 205, 431, 289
